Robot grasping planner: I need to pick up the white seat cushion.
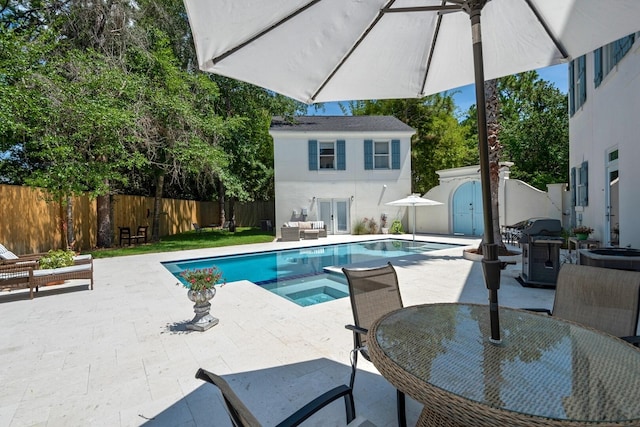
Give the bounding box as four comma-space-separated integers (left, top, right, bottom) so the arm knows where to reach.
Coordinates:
0, 244, 19, 260
33, 263, 91, 277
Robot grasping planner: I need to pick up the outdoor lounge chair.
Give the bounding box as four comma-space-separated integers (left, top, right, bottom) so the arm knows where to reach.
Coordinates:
195, 368, 373, 426
30, 255, 93, 295
0, 260, 38, 295
526, 263, 640, 343
0, 244, 94, 299
0, 243, 46, 264
342, 262, 407, 427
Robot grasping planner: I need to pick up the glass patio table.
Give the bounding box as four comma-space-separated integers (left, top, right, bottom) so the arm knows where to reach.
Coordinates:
368, 303, 640, 426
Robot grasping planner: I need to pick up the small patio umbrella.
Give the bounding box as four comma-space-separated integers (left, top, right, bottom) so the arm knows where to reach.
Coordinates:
183, 0, 640, 342
386, 195, 442, 241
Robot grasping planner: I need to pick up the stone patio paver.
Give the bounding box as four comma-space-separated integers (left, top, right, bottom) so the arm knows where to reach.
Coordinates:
0, 234, 555, 427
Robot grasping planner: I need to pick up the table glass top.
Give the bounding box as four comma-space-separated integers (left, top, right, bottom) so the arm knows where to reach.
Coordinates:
373, 303, 640, 422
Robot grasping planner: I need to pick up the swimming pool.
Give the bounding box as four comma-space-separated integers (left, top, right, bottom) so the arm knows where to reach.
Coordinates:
163, 239, 462, 307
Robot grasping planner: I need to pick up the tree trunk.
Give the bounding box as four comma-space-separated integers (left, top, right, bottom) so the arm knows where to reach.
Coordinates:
96, 194, 112, 248
218, 179, 226, 226
228, 197, 236, 232
58, 198, 67, 250
478, 79, 507, 254
66, 196, 75, 250
151, 172, 165, 242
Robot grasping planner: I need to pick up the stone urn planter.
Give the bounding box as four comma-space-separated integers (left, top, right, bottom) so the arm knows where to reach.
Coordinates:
186, 288, 219, 331
179, 267, 223, 332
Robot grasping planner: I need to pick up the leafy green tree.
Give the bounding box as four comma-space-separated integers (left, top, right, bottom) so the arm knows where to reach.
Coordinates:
349, 96, 472, 193
463, 71, 569, 191
1, 24, 145, 248
499, 72, 569, 190
211, 76, 303, 224
127, 28, 230, 241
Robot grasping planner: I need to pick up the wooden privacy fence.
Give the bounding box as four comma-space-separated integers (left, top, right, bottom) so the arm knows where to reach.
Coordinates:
0, 184, 275, 255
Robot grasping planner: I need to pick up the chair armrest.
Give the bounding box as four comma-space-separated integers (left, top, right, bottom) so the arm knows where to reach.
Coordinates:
1, 254, 44, 265
345, 324, 368, 336
276, 385, 355, 427
522, 308, 552, 315
0, 260, 37, 272
621, 335, 640, 346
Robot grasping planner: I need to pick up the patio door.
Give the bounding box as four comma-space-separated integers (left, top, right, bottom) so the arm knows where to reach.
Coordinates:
606, 148, 619, 246
318, 198, 350, 235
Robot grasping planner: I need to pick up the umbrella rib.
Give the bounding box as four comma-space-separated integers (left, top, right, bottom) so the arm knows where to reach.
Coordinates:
211, 0, 322, 65
310, 0, 397, 102
420, 1, 451, 96
524, 0, 569, 59
310, 1, 461, 102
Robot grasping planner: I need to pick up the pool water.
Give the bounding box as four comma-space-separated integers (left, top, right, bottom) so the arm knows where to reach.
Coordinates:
163, 239, 461, 306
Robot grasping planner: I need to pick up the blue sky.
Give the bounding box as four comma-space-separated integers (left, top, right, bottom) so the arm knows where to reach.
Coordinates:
306, 63, 568, 116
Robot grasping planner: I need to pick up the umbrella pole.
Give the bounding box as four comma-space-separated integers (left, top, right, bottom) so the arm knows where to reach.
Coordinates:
470, 4, 501, 343
412, 205, 416, 241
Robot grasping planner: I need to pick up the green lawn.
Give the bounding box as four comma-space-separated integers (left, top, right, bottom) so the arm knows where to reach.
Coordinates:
87, 227, 275, 258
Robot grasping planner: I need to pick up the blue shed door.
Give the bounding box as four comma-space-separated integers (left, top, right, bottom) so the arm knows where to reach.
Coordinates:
453, 181, 484, 236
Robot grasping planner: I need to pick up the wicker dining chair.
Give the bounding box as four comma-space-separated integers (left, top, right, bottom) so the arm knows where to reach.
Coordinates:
343, 262, 408, 427
526, 263, 640, 344
195, 368, 373, 426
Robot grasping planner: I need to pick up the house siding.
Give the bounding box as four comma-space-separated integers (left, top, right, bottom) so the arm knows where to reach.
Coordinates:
569, 34, 640, 247
271, 116, 415, 237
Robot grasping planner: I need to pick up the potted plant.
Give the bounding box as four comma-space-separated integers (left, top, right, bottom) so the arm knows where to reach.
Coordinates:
179, 267, 224, 331
389, 219, 404, 234
38, 249, 75, 269
38, 249, 76, 286
380, 213, 389, 234
571, 225, 593, 241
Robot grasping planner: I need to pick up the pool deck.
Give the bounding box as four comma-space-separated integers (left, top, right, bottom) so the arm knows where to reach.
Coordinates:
0, 234, 556, 427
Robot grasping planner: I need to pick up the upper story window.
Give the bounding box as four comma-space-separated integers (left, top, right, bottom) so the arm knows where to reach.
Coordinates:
319, 141, 335, 169
594, 33, 636, 88
308, 139, 345, 171
364, 139, 400, 170
568, 55, 586, 116
374, 141, 390, 169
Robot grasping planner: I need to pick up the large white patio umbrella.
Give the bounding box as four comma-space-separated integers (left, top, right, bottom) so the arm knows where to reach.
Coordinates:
183, 0, 640, 342
386, 195, 442, 241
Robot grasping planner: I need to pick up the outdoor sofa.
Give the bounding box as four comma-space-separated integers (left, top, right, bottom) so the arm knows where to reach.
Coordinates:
281, 221, 327, 241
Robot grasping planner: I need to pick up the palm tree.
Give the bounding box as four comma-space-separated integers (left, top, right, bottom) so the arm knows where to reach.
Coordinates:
478, 79, 508, 254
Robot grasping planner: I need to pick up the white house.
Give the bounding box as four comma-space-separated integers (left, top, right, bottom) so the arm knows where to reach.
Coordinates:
567, 32, 640, 248
269, 116, 415, 237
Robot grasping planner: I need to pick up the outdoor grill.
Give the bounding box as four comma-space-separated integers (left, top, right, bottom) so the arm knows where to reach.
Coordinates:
518, 218, 564, 288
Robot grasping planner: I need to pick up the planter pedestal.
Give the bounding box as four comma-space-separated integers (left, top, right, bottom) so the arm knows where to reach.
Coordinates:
186, 288, 219, 331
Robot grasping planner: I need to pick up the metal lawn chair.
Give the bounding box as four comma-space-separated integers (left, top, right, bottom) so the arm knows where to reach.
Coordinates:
195, 368, 374, 426
343, 262, 408, 427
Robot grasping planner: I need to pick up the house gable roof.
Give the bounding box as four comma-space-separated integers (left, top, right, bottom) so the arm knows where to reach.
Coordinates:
270, 115, 415, 133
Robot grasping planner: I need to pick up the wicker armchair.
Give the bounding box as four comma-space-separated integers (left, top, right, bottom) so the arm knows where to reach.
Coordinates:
280, 226, 300, 242
525, 263, 640, 343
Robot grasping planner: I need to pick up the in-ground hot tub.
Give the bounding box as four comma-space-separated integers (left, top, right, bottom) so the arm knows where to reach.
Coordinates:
579, 248, 640, 271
